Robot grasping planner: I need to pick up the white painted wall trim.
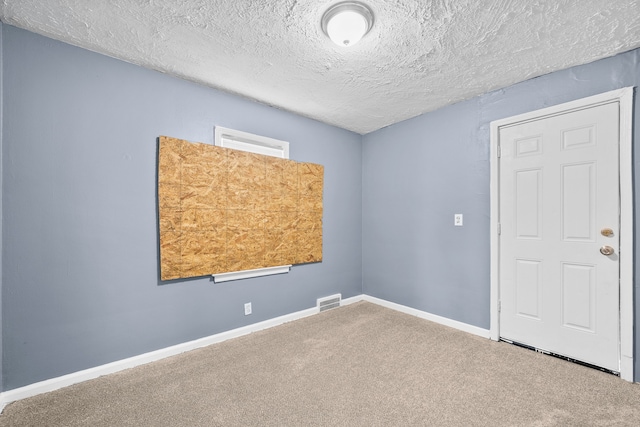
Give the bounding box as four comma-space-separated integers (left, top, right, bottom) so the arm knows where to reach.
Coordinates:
0, 302, 319, 412
214, 125, 289, 159
618, 87, 634, 381
0, 21, 4, 398
213, 265, 291, 283
0, 294, 491, 412
340, 295, 365, 306
362, 295, 491, 338
489, 87, 635, 381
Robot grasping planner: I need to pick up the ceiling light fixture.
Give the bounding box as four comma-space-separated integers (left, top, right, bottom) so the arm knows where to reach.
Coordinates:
321, 2, 374, 47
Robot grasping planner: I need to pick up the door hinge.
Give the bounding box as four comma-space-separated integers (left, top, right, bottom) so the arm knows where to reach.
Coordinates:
498, 301, 502, 312
498, 223, 501, 235
497, 145, 502, 158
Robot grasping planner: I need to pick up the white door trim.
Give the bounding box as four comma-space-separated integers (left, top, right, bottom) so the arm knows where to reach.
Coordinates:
490, 87, 635, 381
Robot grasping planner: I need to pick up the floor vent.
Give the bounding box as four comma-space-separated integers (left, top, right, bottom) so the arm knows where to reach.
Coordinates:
317, 294, 341, 312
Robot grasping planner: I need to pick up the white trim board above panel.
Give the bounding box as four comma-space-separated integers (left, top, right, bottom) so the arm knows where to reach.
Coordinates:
0, 294, 492, 412
214, 126, 289, 158
489, 87, 634, 381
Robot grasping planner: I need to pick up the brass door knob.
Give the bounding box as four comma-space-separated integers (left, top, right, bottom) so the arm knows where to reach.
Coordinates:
600, 245, 615, 256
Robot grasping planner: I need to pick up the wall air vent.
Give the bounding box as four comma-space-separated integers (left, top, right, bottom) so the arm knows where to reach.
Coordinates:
317, 294, 342, 312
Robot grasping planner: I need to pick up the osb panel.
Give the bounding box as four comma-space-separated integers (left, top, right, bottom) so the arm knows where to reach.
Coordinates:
158, 136, 323, 280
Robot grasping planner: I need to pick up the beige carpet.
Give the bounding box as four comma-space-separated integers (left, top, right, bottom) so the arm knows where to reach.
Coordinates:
2, 301, 640, 426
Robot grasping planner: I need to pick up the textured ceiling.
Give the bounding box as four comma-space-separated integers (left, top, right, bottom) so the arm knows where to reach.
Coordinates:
1, 0, 640, 134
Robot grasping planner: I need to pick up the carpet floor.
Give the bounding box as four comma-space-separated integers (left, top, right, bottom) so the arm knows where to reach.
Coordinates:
1, 301, 639, 426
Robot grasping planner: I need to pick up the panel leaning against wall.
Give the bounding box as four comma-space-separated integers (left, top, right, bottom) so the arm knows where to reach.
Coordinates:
158, 136, 323, 281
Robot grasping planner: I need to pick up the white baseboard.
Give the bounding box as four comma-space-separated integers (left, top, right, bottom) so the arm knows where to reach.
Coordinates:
362, 295, 491, 338
0, 293, 486, 412
340, 294, 365, 306
0, 303, 320, 412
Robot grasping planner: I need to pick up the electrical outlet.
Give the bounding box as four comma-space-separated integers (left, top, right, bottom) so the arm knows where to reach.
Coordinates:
244, 302, 252, 316
454, 214, 463, 226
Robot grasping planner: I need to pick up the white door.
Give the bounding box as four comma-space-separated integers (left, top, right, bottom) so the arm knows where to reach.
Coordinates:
499, 101, 620, 372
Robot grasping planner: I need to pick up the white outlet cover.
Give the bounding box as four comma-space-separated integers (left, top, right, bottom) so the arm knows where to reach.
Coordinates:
244, 303, 252, 315
454, 214, 463, 226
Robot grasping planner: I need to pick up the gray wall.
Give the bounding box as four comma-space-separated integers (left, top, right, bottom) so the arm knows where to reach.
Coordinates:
1, 25, 363, 390
362, 48, 640, 380
2, 22, 640, 390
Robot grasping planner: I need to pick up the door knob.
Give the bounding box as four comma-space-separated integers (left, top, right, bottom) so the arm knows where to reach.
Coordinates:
600, 245, 614, 256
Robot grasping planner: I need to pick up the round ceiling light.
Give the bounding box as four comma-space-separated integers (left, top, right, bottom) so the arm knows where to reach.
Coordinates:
321, 2, 374, 47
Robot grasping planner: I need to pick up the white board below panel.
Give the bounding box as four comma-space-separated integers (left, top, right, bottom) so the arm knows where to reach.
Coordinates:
213, 265, 291, 283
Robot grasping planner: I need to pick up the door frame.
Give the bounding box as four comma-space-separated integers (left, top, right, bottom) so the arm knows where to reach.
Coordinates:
490, 87, 635, 381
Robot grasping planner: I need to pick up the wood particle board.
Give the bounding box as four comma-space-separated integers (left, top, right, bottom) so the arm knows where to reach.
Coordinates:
158, 136, 323, 281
